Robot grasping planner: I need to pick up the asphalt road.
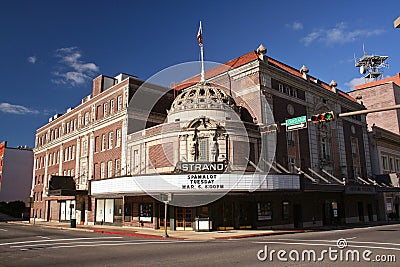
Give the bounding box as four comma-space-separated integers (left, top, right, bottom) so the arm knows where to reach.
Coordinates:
0, 222, 399, 267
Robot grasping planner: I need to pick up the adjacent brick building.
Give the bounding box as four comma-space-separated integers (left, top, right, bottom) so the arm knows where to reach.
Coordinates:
0, 141, 33, 204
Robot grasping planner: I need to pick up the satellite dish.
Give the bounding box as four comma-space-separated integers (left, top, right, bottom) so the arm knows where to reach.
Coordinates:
360, 65, 366, 74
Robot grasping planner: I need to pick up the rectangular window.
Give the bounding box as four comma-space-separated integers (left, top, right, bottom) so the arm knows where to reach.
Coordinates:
382, 156, 388, 171
72, 146, 75, 160
84, 112, 89, 125
390, 158, 394, 172
321, 137, 328, 160
396, 159, 400, 172
110, 99, 114, 114
103, 103, 108, 117
278, 83, 284, 93
257, 202, 272, 221
139, 203, 153, 222
198, 138, 209, 161
117, 95, 122, 111
100, 162, 105, 179
116, 129, 121, 147
115, 159, 120, 176
107, 161, 113, 178
134, 149, 139, 173
82, 139, 88, 156
108, 132, 113, 149
101, 134, 106, 151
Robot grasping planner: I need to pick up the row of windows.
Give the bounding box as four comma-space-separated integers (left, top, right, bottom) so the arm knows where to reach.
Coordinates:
96, 129, 121, 152
36, 95, 123, 147
35, 145, 76, 169
101, 95, 123, 119
100, 159, 121, 179
278, 83, 299, 98
63, 169, 75, 177
381, 155, 400, 173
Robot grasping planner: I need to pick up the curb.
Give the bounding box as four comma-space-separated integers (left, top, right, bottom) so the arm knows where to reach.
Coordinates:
215, 230, 306, 240
92, 229, 174, 239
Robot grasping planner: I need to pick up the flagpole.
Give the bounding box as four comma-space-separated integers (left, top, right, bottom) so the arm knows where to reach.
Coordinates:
198, 21, 205, 82
200, 44, 205, 82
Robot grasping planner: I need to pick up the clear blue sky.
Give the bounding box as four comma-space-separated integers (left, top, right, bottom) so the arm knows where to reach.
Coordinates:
1, 0, 399, 147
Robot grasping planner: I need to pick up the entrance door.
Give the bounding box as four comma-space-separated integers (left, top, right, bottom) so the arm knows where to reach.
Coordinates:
239, 202, 253, 229
216, 201, 234, 230
158, 204, 170, 230
176, 207, 193, 230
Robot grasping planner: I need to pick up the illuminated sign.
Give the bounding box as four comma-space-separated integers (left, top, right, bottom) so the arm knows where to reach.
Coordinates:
175, 161, 228, 173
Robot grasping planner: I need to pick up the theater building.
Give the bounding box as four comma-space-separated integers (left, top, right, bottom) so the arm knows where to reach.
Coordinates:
89, 44, 390, 230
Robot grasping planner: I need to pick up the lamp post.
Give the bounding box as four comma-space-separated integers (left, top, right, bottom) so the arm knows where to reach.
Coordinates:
163, 200, 169, 238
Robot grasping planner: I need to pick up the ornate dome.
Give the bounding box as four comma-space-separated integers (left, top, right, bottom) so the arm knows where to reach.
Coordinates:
167, 83, 239, 123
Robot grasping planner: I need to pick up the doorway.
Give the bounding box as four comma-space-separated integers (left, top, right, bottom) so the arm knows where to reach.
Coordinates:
158, 203, 170, 230
176, 207, 194, 230
216, 201, 234, 230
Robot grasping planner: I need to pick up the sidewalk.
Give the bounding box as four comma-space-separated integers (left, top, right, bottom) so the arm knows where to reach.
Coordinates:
9, 220, 305, 241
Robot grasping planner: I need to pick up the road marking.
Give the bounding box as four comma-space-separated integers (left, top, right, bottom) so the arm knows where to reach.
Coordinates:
36, 236, 50, 239
0, 228, 8, 231
0, 236, 123, 246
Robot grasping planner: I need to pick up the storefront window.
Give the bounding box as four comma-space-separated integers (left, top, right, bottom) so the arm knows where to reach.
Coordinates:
257, 202, 272, 220
139, 203, 153, 222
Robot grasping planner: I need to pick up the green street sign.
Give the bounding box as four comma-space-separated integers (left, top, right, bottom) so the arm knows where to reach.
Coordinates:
285, 115, 307, 132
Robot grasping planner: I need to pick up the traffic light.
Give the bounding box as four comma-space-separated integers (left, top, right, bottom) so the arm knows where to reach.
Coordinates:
310, 111, 334, 123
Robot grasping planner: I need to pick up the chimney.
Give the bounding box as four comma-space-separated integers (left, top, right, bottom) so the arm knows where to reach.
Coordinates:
92, 75, 104, 98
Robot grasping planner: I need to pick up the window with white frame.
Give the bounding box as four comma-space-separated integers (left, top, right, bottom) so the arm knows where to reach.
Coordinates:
84, 112, 89, 125
107, 161, 112, 178
117, 95, 122, 111
101, 134, 106, 151
108, 132, 113, 149
110, 99, 114, 114
103, 103, 108, 117
100, 162, 105, 179
116, 129, 121, 147
115, 159, 120, 176
134, 149, 139, 173
82, 139, 88, 156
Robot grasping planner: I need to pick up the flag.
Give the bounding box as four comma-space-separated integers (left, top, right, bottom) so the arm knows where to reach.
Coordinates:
197, 21, 203, 46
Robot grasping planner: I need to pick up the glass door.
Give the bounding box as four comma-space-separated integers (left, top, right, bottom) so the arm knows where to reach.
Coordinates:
176, 207, 193, 230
